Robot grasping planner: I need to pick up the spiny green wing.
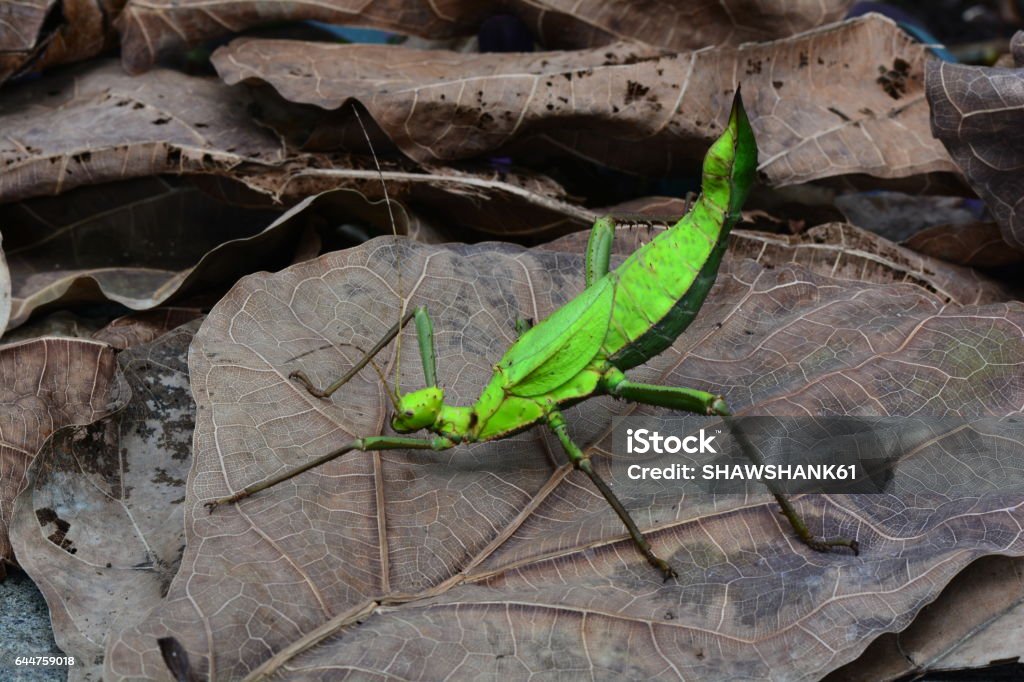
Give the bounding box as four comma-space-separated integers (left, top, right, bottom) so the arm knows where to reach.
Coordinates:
499, 277, 614, 397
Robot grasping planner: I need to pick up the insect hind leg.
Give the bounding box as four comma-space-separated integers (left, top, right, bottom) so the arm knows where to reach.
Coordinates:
547, 409, 677, 581
603, 374, 729, 416
603, 371, 859, 557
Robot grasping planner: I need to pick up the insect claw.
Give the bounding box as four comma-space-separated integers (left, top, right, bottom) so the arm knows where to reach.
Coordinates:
709, 396, 731, 416
205, 490, 249, 513
653, 558, 678, 582
289, 370, 327, 398
805, 536, 860, 556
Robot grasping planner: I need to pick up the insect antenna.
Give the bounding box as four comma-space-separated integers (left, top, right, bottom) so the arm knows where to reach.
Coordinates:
350, 102, 407, 402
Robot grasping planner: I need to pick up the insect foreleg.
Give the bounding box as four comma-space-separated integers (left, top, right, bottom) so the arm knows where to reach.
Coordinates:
412, 306, 438, 387
204, 434, 454, 512
547, 410, 678, 581
291, 305, 439, 398
585, 216, 615, 286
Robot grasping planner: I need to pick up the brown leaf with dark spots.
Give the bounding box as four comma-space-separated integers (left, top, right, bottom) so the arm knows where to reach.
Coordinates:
213, 15, 953, 183
0, 61, 595, 241
116, 0, 853, 74
926, 31, 1024, 250
0, 338, 126, 564
0, 60, 285, 203
10, 320, 199, 681
105, 232, 1024, 680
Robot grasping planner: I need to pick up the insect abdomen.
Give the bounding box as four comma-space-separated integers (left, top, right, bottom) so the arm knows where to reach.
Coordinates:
602, 91, 756, 370
603, 202, 728, 369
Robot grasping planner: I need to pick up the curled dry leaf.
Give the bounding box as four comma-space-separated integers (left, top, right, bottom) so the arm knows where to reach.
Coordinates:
0, 0, 126, 87
827, 555, 1024, 681
0, 337, 125, 565
0, 60, 594, 240
729, 222, 1014, 306
1, 311, 114, 345
213, 14, 954, 183
116, 0, 853, 74
1, 177, 280, 330
235, 159, 596, 239
10, 320, 199, 682
105, 234, 1024, 680
0, 60, 285, 204
91, 308, 205, 349
1, 177, 440, 331
903, 221, 1024, 269
0, 1, 52, 80
926, 31, 1024, 251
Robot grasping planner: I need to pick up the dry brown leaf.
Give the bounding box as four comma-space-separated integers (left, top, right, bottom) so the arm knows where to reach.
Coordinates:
91, 308, 205, 349
926, 31, 1024, 251
0, 0, 51, 82
105, 233, 1024, 680
0, 60, 285, 203
213, 14, 954, 183
0, 60, 595, 240
234, 160, 596, 239
0, 311, 113, 345
833, 192, 983, 243
0, 337, 126, 565
826, 555, 1024, 681
0, 232, 10, 335
0, 177, 453, 330
729, 222, 1013, 306
10, 320, 199, 682
1, 176, 281, 330
116, 0, 853, 74
904, 221, 1024, 269
0, 0, 126, 86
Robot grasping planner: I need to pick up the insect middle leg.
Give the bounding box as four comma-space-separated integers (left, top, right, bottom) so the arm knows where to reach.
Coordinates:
205, 434, 454, 511
603, 372, 859, 556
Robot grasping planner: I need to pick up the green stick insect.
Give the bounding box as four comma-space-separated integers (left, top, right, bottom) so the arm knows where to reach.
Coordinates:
206, 90, 858, 579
